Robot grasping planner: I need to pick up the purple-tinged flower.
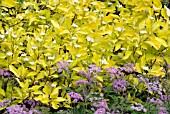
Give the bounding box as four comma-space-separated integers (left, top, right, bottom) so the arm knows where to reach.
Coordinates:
93, 99, 109, 110
106, 67, 124, 78
3, 71, 11, 77
0, 69, 4, 75
68, 92, 83, 103
53, 67, 57, 71
94, 108, 106, 114
168, 64, 170, 69
112, 79, 129, 92
158, 107, 168, 114
76, 80, 89, 85
88, 64, 102, 73
162, 68, 166, 72
149, 97, 156, 103
57, 60, 69, 73
157, 99, 163, 106
78, 70, 91, 79
6, 105, 41, 114
131, 103, 146, 112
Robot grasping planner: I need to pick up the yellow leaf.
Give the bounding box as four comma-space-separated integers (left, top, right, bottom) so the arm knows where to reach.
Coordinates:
140, 55, 146, 68
0, 88, 5, 96
54, 97, 66, 102
90, 1, 105, 9
95, 76, 103, 82
161, 7, 169, 20
136, 50, 142, 55
122, 51, 132, 60
0, 53, 6, 59
133, 6, 148, 11
50, 87, 61, 98
34, 95, 43, 101
14, 87, 22, 97
51, 20, 60, 29
51, 101, 59, 109
64, 103, 71, 108
43, 85, 51, 95
135, 63, 142, 73
2, 0, 17, 8
66, 93, 71, 104
152, 21, 161, 31
15, 78, 25, 88
9, 65, 19, 77
133, 78, 139, 85
115, 42, 121, 52
127, 93, 132, 101
155, 37, 168, 47
51, 75, 59, 78
27, 72, 37, 77
37, 72, 45, 80
145, 40, 161, 50
148, 66, 165, 77
72, 67, 84, 72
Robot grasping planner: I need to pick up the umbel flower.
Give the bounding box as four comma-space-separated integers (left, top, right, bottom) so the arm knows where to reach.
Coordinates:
0, 69, 11, 77
54, 60, 70, 73
131, 103, 146, 112
4, 105, 41, 114
68, 92, 84, 103
112, 79, 129, 92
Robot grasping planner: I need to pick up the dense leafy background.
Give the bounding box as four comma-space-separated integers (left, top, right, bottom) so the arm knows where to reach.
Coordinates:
0, 0, 170, 114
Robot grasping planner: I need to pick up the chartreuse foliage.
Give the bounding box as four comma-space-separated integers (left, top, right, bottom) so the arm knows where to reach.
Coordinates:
0, 0, 170, 111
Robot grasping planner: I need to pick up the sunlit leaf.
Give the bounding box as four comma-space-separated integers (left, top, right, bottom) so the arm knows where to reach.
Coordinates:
0, 88, 5, 96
